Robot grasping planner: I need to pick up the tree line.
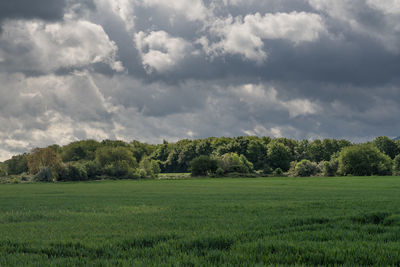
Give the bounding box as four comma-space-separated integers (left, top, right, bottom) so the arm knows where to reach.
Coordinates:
0, 136, 400, 181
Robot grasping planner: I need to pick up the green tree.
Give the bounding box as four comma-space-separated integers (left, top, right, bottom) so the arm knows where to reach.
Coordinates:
321, 157, 339, 177
190, 156, 218, 176
393, 155, 400, 175
95, 146, 137, 178
246, 139, 267, 170
218, 153, 253, 174
131, 140, 156, 162
27, 147, 62, 176
0, 163, 8, 176
138, 158, 161, 178
294, 160, 319, 177
373, 136, 399, 159
61, 140, 100, 162
5, 154, 28, 175
58, 163, 88, 181
338, 144, 392, 176
267, 142, 292, 172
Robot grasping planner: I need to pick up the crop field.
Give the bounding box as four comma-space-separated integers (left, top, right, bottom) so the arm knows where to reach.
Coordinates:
1, 176, 400, 266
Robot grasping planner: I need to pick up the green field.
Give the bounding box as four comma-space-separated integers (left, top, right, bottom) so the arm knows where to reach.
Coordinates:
1, 177, 400, 266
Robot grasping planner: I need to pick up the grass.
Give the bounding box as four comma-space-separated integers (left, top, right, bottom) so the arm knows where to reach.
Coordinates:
0, 176, 400, 266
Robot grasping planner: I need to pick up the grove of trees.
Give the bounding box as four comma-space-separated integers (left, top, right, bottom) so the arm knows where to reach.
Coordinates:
1, 136, 400, 181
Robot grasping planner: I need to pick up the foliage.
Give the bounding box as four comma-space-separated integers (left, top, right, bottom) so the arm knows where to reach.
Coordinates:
393, 155, 400, 175
190, 156, 218, 176
27, 147, 62, 176
374, 136, 399, 159
130, 140, 156, 162
267, 141, 292, 171
82, 161, 101, 179
61, 140, 100, 162
138, 159, 161, 178
246, 139, 267, 170
4, 154, 28, 175
96, 146, 137, 169
34, 166, 54, 182
58, 163, 88, 181
0, 163, 8, 177
2, 135, 400, 179
294, 160, 319, 177
338, 144, 393, 176
321, 158, 339, 177
272, 168, 284, 176
218, 153, 253, 174
103, 161, 137, 179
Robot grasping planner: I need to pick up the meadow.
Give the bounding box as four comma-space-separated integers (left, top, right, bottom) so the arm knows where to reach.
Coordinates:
0, 176, 400, 266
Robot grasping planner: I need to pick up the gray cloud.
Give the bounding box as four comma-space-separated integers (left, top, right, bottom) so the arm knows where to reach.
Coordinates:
1, 0, 400, 160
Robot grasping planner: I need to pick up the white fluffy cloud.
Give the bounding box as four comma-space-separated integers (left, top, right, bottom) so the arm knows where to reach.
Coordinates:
95, 0, 136, 31
0, 71, 121, 160
0, 19, 123, 73
233, 84, 320, 118
207, 11, 325, 62
135, 30, 192, 73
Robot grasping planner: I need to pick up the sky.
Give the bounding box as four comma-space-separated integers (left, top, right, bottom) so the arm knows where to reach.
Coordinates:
0, 0, 400, 160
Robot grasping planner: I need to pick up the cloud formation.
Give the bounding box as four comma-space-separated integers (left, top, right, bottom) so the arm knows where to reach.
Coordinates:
0, 0, 400, 160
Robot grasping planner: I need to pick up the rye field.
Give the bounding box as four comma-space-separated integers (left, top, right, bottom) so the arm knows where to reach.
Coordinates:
1, 176, 400, 266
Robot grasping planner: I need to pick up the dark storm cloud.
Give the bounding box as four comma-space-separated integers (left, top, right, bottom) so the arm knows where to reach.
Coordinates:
1, 0, 400, 160
0, 0, 66, 22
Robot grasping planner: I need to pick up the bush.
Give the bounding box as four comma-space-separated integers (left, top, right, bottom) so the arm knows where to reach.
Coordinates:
95, 146, 137, 168
338, 144, 393, 176
58, 163, 88, 181
0, 164, 8, 177
393, 155, 400, 175
138, 159, 161, 178
82, 161, 101, 179
5, 154, 28, 175
34, 167, 54, 182
216, 167, 225, 176
218, 153, 253, 174
103, 161, 137, 179
190, 156, 218, 176
272, 168, 284, 176
321, 158, 339, 177
294, 160, 319, 177
262, 164, 273, 175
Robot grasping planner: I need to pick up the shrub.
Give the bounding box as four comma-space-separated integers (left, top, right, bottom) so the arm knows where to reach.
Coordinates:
0, 164, 8, 177
103, 161, 137, 179
82, 161, 101, 179
216, 167, 225, 176
95, 146, 137, 168
5, 154, 28, 175
138, 159, 161, 178
321, 158, 339, 177
338, 144, 393, 176
218, 153, 253, 174
294, 160, 319, 177
34, 166, 54, 182
272, 168, 284, 176
58, 163, 88, 181
262, 164, 273, 175
190, 156, 218, 176
393, 155, 400, 175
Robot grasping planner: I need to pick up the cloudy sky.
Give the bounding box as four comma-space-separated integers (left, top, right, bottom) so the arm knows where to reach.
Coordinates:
1, 0, 400, 160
